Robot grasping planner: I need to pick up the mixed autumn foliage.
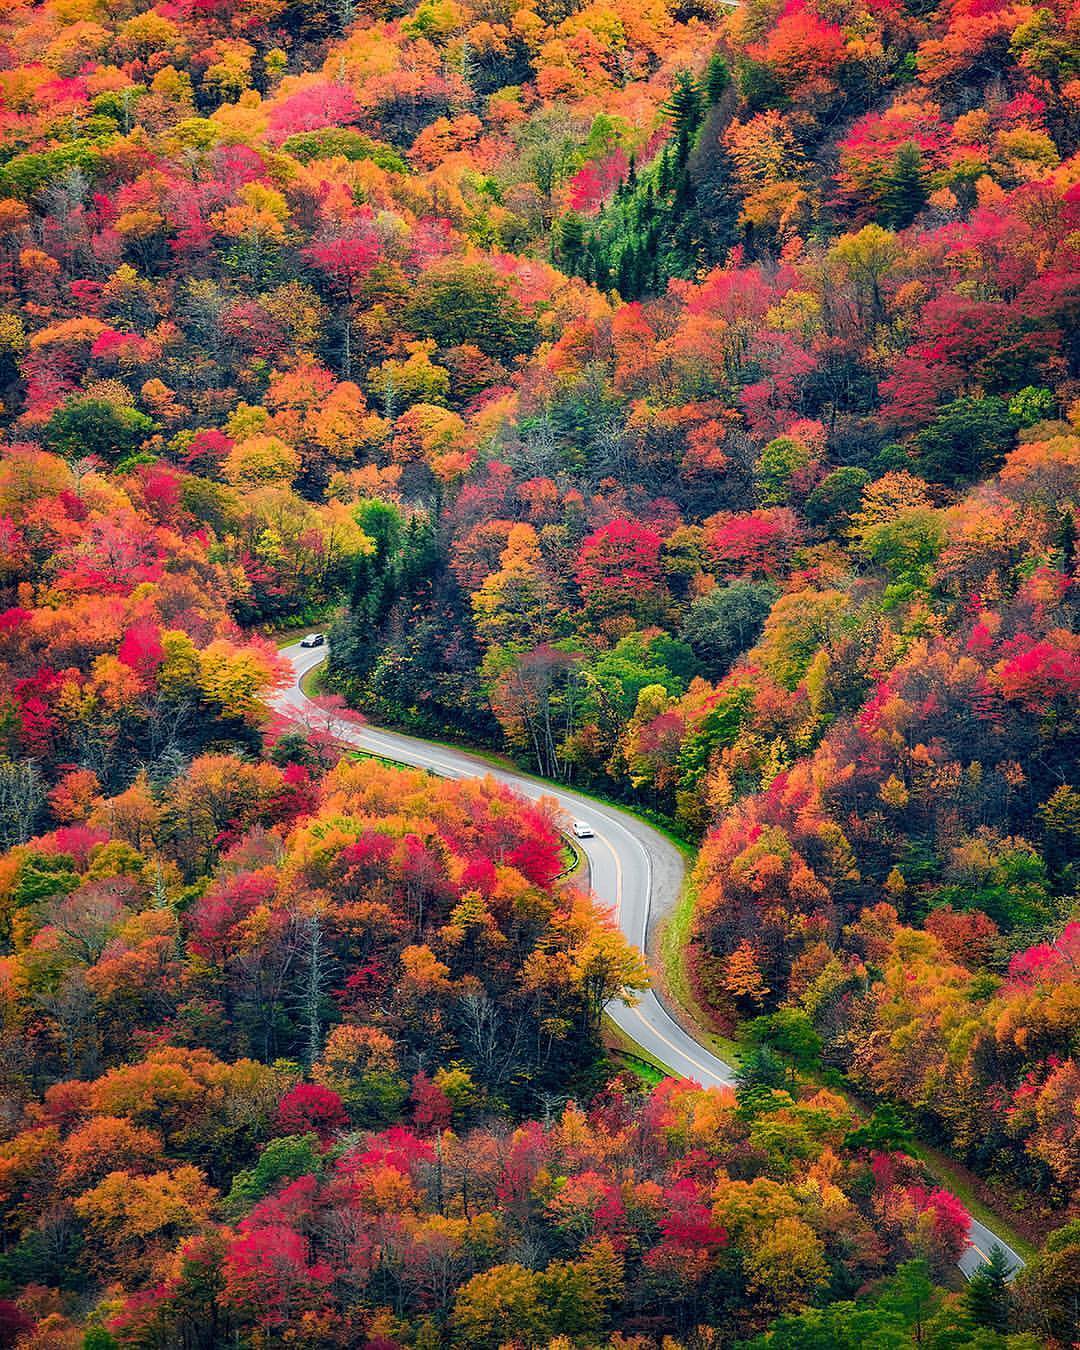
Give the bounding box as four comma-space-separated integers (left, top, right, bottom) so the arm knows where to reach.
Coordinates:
0, 0, 1077, 1340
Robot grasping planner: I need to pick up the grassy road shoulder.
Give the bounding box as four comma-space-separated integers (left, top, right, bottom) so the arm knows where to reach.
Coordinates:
655, 869, 743, 1068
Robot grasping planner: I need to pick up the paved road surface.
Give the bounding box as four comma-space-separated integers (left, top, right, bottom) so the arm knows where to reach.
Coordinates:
273, 640, 1026, 1281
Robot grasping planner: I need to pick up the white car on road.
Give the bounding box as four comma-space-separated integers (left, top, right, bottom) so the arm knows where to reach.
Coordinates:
571, 820, 595, 838
299, 633, 326, 648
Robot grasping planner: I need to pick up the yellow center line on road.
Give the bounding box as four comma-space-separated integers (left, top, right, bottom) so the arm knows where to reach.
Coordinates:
593, 829, 624, 924
589, 822, 732, 1087
624, 1002, 731, 1086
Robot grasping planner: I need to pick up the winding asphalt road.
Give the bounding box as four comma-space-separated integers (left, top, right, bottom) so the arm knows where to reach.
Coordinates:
273, 640, 1025, 1281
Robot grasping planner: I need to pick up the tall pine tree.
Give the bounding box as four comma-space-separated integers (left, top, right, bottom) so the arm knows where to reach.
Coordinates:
880, 142, 928, 229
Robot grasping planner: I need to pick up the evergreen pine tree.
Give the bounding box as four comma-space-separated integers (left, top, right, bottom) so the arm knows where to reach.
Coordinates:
705, 52, 731, 103
672, 166, 695, 216
657, 145, 673, 195
965, 1246, 1014, 1332
691, 137, 740, 264
663, 70, 704, 143
559, 211, 586, 272
668, 169, 706, 276
592, 247, 611, 292
675, 126, 692, 171
616, 245, 634, 300
880, 141, 928, 229
735, 1044, 786, 1092
632, 245, 647, 298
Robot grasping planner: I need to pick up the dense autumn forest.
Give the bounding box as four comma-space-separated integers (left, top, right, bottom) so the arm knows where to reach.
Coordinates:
0, 0, 1076, 1340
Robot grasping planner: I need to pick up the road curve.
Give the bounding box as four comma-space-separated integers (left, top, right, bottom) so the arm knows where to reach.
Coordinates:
273, 640, 1025, 1281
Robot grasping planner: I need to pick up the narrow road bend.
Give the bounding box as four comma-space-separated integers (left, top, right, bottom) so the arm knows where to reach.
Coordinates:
273, 641, 1026, 1281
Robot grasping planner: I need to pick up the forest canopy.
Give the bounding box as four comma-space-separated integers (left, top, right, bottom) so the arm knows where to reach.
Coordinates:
0, 0, 1076, 1341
